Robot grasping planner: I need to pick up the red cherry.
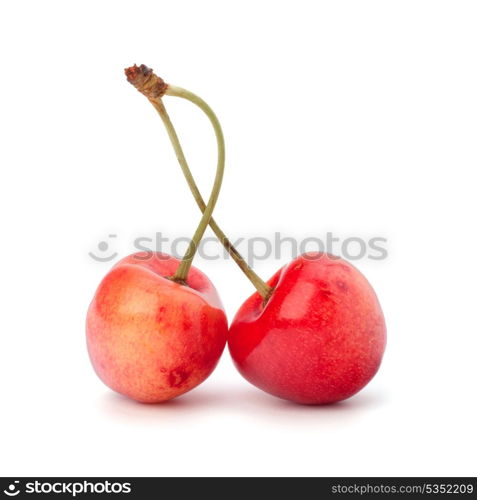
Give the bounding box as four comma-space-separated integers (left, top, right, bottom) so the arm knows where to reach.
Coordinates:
86, 252, 227, 403
228, 252, 386, 405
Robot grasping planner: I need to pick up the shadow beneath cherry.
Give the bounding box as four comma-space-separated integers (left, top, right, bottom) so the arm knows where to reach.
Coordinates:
97, 383, 386, 427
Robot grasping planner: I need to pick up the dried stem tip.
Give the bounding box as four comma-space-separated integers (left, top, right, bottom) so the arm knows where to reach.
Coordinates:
124, 64, 168, 99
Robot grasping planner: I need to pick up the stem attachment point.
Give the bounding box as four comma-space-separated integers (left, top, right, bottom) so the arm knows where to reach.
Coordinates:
125, 64, 168, 99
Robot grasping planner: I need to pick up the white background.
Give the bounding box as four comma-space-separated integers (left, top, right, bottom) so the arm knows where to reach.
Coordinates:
1, 0, 476, 477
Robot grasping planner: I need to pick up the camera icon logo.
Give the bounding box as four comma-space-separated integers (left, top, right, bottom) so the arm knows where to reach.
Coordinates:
3, 481, 20, 497
89, 234, 118, 262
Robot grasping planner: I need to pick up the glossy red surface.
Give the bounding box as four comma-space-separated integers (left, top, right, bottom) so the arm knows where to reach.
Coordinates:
228, 253, 386, 404
86, 252, 228, 403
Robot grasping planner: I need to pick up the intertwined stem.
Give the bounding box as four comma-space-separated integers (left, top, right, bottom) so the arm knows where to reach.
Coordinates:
125, 64, 272, 298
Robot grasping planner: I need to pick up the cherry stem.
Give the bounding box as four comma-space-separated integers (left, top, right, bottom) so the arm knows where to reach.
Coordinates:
150, 96, 272, 299
125, 64, 272, 298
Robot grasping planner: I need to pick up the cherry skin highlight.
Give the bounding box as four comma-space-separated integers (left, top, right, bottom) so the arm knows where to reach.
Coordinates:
86, 252, 228, 403
228, 253, 386, 405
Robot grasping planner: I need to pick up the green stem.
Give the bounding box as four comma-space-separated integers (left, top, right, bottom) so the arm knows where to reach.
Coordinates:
124, 64, 272, 298
149, 96, 272, 299
165, 85, 224, 283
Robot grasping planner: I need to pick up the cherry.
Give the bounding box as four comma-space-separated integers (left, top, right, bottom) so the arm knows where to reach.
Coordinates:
86, 65, 228, 403
228, 253, 386, 404
87, 253, 227, 403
